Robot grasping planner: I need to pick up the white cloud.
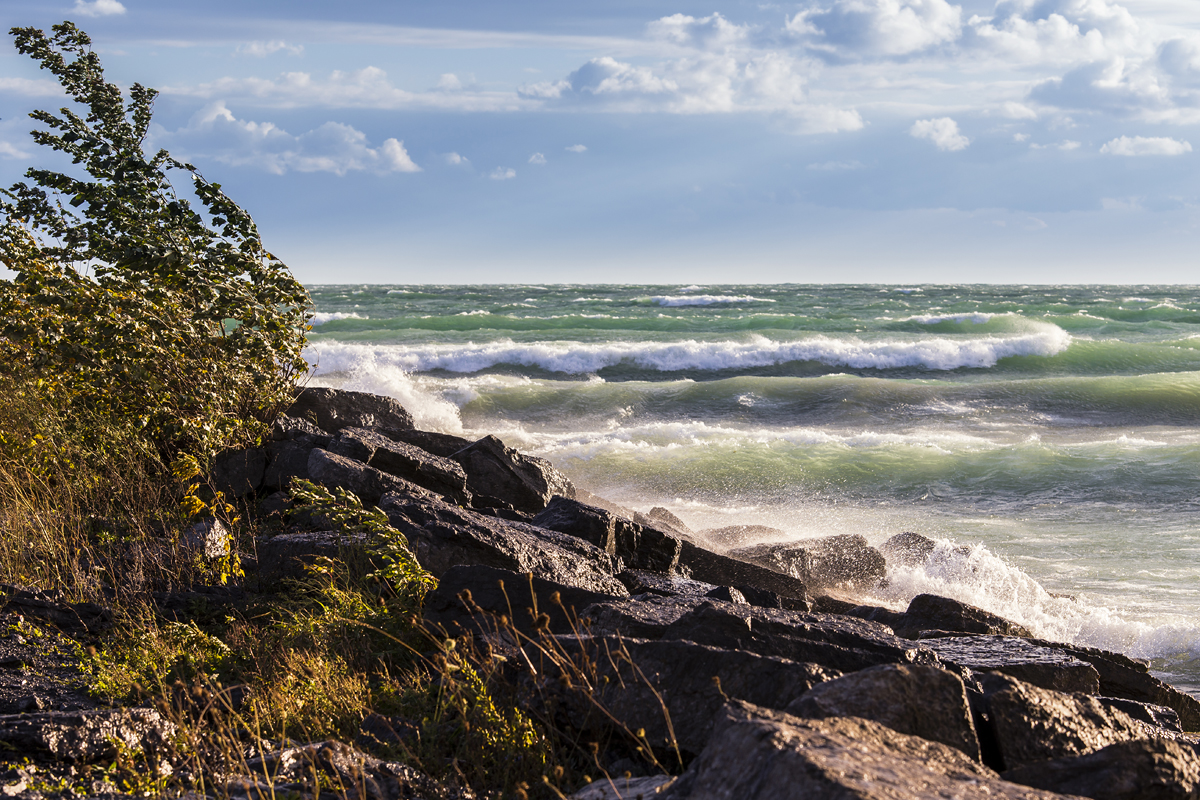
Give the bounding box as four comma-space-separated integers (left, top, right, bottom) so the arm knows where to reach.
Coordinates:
1014, 132, 1030, 141
0, 77, 63, 97
966, 0, 1145, 66
489, 167, 517, 180
163, 102, 420, 175
73, 0, 126, 17
910, 117, 970, 150
789, 0, 964, 58
0, 141, 29, 159
237, 40, 304, 57
648, 13, 751, 50
528, 152, 547, 164
445, 152, 470, 165
1031, 139, 1082, 149
1000, 101, 1038, 119
565, 144, 588, 152
437, 73, 464, 91
1100, 135, 1191, 155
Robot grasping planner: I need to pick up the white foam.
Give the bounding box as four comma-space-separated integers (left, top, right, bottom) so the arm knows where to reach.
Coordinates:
651, 295, 777, 307
303, 325, 1072, 375
902, 313, 993, 325
305, 355, 465, 433
308, 312, 366, 326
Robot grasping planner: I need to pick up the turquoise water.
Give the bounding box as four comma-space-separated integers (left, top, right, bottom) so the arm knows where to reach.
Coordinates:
305, 284, 1200, 694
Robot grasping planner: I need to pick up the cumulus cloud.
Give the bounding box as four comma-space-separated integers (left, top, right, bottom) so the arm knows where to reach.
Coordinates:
910, 116, 970, 150
164, 102, 420, 175
966, 0, 1144, 66
528, 152, 547, 164
1100, 135, 1191, 155
0, 141, 29, 159
648, 13, 751, 50
237, 41, 303, 57
444, 152, 469, 165
0, 77, 64, 97
565, 144, 587, 152
437, 73, 464, 91
73, 0, 125, 17
788, 0, 963, 59
1030, 139, 1082, 149
489, 167, 516, 180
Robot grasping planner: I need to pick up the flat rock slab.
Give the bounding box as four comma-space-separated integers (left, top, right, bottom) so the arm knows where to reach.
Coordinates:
534, 496, 681, 573
921, 636, 1101, 694
785, 663, 981, 761
678, 541, 809, 605
0, 707, 174, 763
664, 700, 1081, 800
330, 427, 471, 503
308, 449, 437, 507
1002, 738, 1200, 800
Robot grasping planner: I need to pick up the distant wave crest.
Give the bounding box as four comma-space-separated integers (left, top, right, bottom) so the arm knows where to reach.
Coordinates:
651, 295, 776, 307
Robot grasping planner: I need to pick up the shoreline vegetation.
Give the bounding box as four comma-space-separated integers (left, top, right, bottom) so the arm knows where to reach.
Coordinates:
3, 20, 1200, 800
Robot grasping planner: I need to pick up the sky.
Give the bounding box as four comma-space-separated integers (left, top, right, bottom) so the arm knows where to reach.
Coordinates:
3, 0, 1200, 284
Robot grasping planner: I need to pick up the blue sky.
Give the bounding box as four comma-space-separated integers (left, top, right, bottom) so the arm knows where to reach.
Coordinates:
3, 0, 1200, 283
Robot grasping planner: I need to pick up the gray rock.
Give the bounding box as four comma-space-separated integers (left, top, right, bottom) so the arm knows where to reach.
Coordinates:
383, 428, 474, 458
288, 387, 415, 433
451, 435, 575, 514
698, 524, 784, 548
330, 427, 471, 503
704, 586, 747, 605
254, 532, 380, 584
270, 414, 330, 442
262, 437, 319, 491
978, 671, 1154, 770
922, 636, 1101, 694
182, 517, 231, 560
663, 701, 1078, 800
634, 507, 694, 540
1002, 738, 1200, 800
0, 707, 174, 763
381, 494, 626, 595
572, 776, 676, 800
618, 569, 718, 599
678, 541, 809, 605
533, 496, 681, 573
727, 534, 887, 590
0, 585, 112, 635
307, 448, 437, 506
785, 663, 981, 761
552, 637, 838, 757
879, 531, 939, 566
894, 594, 1034, 639
210, 447, 267, 497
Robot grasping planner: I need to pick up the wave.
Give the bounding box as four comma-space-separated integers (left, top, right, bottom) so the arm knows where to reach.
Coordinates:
308, 312, 366, 325
305, 326, 1071, 376
902, 313, 993, 325
651, 295, 777, 306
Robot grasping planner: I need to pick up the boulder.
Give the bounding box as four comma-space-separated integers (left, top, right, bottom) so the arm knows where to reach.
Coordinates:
383, 428, 473, 458
634, 507, 694, 540
329, 427, 471, 503
210, 447, 267, 497
921, 636, 1101, 694
182, 517, 231, 560
977, 671, 1156, 770
572, 776, 675, 800
727, 534, 887, 590
1002, 738, 1200, 800
306, 449, 437, 507
550, 636, 838, 758
0, 707, 174, 763
451, 435, 575, 513
698, 524, 784, 548
663, 701, 1078, 800
381, 494, 626, 595
270, 414, 330, 442
618, 569, 718, 599
533, 496, 681, 573
893, 594, 1034, 639
262, 437, 321, 491
879, 531, 939, 566
423, 564, 627, 637
785, 663, 982, 761
582, 596, 939, 675
288, 387, 415, 433
678, 541, 809, 606
254, 532, 380, 584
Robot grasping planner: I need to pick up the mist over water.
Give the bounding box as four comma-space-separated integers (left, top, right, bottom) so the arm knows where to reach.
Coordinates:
306, 284, 1200, 694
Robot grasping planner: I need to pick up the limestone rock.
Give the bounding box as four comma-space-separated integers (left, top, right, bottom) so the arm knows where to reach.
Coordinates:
0, 707, 174, 763
384, 428, 474, 458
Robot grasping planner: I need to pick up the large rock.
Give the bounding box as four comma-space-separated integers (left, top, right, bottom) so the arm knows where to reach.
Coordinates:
921, 635, 1101, 694
663, 701, 1079, 800
727, 534, 887, 590
451, 435, 575, 514
423, 564, 626, 637
306, 449, 436, 507
288, 387, 415, 433
210, 447, 267, 497
0, 585, 112, 635
698, 524, 784, 548
0, 708, 174, 763
550, 637, 838, 757
678, 541, 809, 605
330, 427, 471, 504
533, 496, 681, 573
785, 663, 982, 761
977, 672, 1166, 771
582, 596, 939, 675
384, 428, 474, 458
262, 435, 325, 491
878, 531, 939, 566
893, 594, 1034, 639
1002, 738, 1200, 800
381, 494, 625, 595
634, 507, 694, 540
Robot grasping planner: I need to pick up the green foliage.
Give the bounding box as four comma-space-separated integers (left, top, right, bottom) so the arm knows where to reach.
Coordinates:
0, 21, 312, 464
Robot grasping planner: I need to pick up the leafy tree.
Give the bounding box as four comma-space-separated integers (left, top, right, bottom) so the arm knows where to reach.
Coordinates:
0, 21, 311, 466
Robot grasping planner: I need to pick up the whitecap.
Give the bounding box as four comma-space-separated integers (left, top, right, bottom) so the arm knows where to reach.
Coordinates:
308, 312, 366, 326
651, 295, 777, 307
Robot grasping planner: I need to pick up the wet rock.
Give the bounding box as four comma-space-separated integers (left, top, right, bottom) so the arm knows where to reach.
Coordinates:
381, 494, 626, 595
921, 635, 1101, 694
0, 707, 173, 763
728, 534, 887, 590
894, 594, 1034, 639
450, 435, 575, 514
583, 596, 938, 675
330, 427, 471, 503
271, 414, 330, 442
288, 387, 415, 433
664, 700, 1077, 800
785, 663, 981, 761
978, 671, 1153, 770
634, 507, 694, 540
533, 496, 681, 573
210, 447, 267, 497
551, 637, 838, 757
678, 541, 809, 606
383, 428, 474, 458
704, 586, 747, 605
423, 564, 626, 637
618, 569, 718, 599
1096, 696, 1183, 732
698, 524, 784, 548
254, 532, 380, 584
1002, 738, 1200, 800
307, 449, 437, 507
879, 531, 939, 566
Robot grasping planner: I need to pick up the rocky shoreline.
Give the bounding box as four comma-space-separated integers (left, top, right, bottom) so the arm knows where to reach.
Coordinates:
3, 386, 1199, 799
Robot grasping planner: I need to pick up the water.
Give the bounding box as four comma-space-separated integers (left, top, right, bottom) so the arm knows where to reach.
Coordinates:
304, 284, 1200, 695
